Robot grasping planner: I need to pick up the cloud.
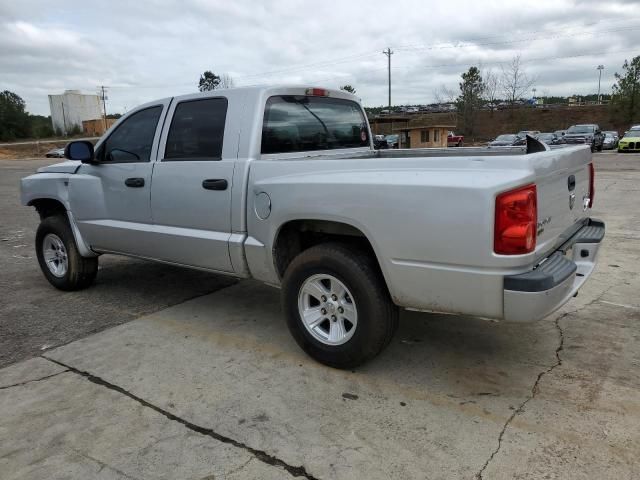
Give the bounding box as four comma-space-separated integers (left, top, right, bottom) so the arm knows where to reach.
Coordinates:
0, 0, 639, 115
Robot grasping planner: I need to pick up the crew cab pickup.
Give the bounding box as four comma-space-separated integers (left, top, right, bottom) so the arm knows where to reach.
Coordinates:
21, 86, 605, 368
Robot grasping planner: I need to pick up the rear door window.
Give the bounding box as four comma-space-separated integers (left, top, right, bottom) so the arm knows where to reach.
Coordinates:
164, 98, 228, 160
261, 96, 369, 154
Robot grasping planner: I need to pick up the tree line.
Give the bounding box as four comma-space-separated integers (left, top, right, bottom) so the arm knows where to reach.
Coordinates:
0, 91, 54, 141
454, 55, 640, 136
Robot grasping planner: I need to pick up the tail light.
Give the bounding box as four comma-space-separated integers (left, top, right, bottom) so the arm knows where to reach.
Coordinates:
494, 184, 537, 255
588, 162, 595, 208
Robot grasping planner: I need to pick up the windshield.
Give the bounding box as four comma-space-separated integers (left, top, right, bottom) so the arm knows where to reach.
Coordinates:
385, 135, 398, 141
495, 134, 516, 141
261, 95, 369, 154
567, 125, 595, 134
538, 134, 553, 140
625, 128, 640, 137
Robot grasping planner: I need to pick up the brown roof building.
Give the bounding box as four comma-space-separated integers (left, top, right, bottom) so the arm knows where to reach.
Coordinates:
369, 112, 457, 148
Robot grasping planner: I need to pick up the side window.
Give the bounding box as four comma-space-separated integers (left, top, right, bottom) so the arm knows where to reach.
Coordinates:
99, 106, 162, 163
261, 96, 369, 154
164, 98, 228, 161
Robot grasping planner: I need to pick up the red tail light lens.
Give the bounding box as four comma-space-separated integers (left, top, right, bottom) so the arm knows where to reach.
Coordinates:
305, 88, 330, 97
588, 162, 595, 208
494, 184, 537, 255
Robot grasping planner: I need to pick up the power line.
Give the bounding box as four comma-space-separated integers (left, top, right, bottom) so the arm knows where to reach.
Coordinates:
392, 17, 640, 50
298, 47, 639, 87
395, 24, 640, 53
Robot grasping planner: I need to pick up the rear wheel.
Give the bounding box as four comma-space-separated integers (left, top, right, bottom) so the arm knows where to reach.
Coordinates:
36, 215, 98, 291
281, 243, 398, 369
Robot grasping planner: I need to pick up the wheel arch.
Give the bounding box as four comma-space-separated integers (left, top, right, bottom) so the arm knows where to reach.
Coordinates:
28, 197, 97, 258
272, 218, 391, 295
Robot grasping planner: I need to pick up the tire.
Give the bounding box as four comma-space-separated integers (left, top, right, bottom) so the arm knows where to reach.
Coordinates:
590, 143, 595, 153
35, 215, 98, 291
281, 243, 398, 369
596, 143, 603, 152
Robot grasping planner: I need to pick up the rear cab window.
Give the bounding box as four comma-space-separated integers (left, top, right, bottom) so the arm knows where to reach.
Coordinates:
261, 95, 369, 154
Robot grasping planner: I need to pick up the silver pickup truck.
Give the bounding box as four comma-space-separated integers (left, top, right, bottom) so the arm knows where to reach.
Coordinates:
21, 86, 605, 368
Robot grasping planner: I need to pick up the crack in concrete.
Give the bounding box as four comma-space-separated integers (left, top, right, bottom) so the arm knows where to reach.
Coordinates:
0, 369, 70, 390
474, 313, 566, 480
474, 282, 618, 479
41, 356, 319, 480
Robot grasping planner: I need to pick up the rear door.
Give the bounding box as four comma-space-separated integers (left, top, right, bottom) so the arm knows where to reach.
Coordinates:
149, 95, 236, 272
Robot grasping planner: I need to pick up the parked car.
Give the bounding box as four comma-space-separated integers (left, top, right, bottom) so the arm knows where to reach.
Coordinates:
45, 147, 65, 158
604, 130, 619, 143
554, 130, 567, 139
385, 134, 399, 148
602, 132, 617, 150
487, 134, 525, 147
536, 132, 560, 145
373, 135, 388, 150
617, 126, 640, 152
517, 130, 541, 138
561, 124, 604, 152
447, 131, 464, 147
20, 85, 604, 368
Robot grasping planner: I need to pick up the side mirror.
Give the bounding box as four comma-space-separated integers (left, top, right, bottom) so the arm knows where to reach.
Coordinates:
65, 141, 95, 163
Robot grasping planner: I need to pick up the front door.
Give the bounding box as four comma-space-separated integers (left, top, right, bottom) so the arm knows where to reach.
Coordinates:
69, 102, 168, 256
149, 95, 235, 272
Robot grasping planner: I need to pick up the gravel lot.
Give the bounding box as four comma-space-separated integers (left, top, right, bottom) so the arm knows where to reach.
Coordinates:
1, 152, 639, 480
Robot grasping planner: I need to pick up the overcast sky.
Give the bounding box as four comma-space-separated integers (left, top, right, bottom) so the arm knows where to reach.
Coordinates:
2, 0, 640, 116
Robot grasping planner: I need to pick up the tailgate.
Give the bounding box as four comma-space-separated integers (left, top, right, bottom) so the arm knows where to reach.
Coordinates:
533, 146, 593, 260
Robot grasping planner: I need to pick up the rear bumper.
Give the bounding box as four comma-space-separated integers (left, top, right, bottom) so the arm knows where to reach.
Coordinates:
503, 218, 605, 322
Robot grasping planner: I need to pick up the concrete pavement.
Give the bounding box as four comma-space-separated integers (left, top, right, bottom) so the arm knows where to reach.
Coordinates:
1, 153, 639, 479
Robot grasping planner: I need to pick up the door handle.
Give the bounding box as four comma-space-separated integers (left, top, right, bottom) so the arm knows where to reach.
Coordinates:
202, 179, 228, 191
125, 177, 145, 188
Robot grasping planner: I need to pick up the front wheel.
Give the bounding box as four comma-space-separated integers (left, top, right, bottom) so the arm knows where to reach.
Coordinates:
36, 215, 98, 291
596, 143, 603, 152
281, 243, 398, 369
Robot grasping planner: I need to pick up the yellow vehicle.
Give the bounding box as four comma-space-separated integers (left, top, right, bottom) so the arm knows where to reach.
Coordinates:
618, 125, 640, 152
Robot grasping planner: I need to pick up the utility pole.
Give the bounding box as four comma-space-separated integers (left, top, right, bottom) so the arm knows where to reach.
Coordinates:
99, 86, 108, 131
382, 48, 393, 109
596, 65, 604, 104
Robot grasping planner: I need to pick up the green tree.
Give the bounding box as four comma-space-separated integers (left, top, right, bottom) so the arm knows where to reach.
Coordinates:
0, 90, 30, 141
340, 85, 356, 94
612, 56, 640, 124
29, 115, 54, 138
198, 71, 221, 92
456, 66, 484, 136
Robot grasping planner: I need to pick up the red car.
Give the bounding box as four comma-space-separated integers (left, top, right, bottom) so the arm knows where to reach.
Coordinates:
447, 131, 464, 147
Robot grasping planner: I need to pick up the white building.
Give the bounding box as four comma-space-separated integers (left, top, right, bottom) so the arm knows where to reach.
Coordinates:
48, 90, 102, 135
